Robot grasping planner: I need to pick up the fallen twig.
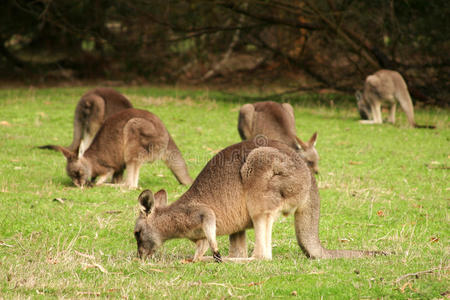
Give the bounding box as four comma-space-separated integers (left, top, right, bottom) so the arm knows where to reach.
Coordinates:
395, 266, 449, 284
139, 267, 164, 274
82, 262, 108, 274
77, 291, 101, 296
0, 241, 13, 247
74, 250, 95, 260
105, 210, 122, 214
52, 198, 65, 204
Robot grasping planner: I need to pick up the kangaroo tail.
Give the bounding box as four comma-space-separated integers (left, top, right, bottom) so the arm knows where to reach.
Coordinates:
37, 144, 76, 159
163, 136, 193, 186
37, 144, 62, 151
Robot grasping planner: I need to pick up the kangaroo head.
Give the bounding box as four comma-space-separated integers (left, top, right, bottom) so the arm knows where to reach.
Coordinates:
295, 133, 319, 174
50, 145, 91, 187
66, 157, 91, 188
135, 189, 168, 259
355, 90, 371, 120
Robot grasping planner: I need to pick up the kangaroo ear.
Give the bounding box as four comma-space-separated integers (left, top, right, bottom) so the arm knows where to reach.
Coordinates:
154, 189, 168, 207
308, 132, 318, 147
138, 190, 155, 216
60, 147, 77, 160
355, 90, 363, 102
295, 136, 309, 150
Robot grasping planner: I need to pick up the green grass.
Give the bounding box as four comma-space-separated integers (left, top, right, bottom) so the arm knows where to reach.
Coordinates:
0, 86, 448, 298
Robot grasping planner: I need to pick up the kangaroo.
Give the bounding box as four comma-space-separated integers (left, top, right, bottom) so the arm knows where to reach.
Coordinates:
355, 69, 435, 128
67, 87, 133, 156
134, 139, 385, 262
41, 108, 193, 188
238, 101, 319, 174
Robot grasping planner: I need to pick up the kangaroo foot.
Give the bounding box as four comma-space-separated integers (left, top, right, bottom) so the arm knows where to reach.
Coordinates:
213, 251, 222, 263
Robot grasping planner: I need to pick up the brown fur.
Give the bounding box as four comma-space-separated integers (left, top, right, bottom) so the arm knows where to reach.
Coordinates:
135, 139, 386, 262
68, 87, 133, 155
42, 108, 193, 188
355, 70, 435, 128
238, 101, 319, 173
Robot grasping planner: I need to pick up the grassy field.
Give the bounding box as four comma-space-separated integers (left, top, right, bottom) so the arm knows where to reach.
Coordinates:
0, 86, 448, 298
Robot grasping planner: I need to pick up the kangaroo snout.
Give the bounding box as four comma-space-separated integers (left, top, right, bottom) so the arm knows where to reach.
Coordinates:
137, 247, 153, 259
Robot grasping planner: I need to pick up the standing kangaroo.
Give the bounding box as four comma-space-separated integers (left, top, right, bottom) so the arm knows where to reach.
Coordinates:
41, 109, 193, 188
355, 69, 434, 128
134, 139, 384, 262
68, 87, 133, 156
238, 101, 319, 174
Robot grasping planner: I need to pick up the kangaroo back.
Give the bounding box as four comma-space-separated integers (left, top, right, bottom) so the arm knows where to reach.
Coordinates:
238, 101, 320, 173
239, 102, 297, 148
68, 88, 133, 154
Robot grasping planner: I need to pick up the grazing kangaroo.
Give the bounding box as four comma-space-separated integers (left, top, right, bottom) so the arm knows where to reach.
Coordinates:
355, 69, 435, 128
238, 101, 319, 174
68, 87, 133, 156
134, 139, 384, 262
41, 109, 193, 188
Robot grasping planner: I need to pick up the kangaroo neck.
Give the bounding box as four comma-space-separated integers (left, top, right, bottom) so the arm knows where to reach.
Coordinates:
153, 204, 193, 241
80, 153, 105, 179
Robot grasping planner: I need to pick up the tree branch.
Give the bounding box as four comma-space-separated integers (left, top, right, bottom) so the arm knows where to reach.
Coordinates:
304, 0, 380, 69
219, 2, 321, 30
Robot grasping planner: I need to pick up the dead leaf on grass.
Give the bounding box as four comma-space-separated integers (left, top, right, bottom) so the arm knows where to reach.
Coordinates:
377, 210, 385, 217
0, 121, 11, 127
349, 161, 363, 165
440, 291, 450, 298
339, 238, 351, 243
430, 237, 439, 243
180, 258, 193, 264
248, 281, 264, 287
202, 145, 220, 154
46, 257, 59, 264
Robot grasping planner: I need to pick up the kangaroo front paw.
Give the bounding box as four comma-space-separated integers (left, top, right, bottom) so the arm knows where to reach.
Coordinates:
213, 251, 222, 263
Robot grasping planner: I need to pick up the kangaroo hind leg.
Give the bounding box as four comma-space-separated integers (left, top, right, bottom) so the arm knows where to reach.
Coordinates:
125, 161, 142, 189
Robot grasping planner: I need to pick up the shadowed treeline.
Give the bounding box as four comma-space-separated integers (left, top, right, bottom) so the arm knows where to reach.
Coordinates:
1, 1, 448, 105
